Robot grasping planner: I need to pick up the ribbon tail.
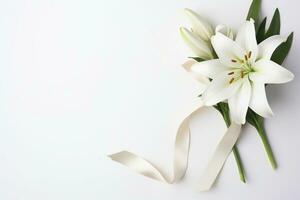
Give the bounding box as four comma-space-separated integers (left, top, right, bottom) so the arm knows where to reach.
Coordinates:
108, 106, 200, 184
198, 122, 242, 191
108, 100, 241, 191
173, 117, 190, 182
109, 151, 169, 182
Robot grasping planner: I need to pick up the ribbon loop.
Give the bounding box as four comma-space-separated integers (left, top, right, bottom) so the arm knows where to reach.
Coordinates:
109, 104, 241, 191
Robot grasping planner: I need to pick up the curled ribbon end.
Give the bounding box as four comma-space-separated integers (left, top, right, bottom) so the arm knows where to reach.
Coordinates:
182, 60, 197, 71
108, 108, 242, 192
108, 151, 130, 161
198, 186, 211, 192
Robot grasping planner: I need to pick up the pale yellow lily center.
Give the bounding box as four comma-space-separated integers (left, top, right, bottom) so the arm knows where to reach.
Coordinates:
228, 51, 255, 84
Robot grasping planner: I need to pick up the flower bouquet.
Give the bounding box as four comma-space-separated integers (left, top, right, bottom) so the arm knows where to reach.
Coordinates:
109, 0, 294, 191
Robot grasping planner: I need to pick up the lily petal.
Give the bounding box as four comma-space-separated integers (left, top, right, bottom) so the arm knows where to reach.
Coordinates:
182, 60, 211, 84
249, 82, 273, 118
202, 74, 242, 106
215, 24, 234, 39
180, 27, 213, 60
257, 35, 286, 60
250, 59, 294, 84
235, 20, 258, 63
228, 78, 252, 124
211, 33, 244, 66
189, 59, 228, 79
184, 8, 214, 42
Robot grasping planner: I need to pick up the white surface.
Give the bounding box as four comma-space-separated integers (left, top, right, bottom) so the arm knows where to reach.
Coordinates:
0, 0, 299, 199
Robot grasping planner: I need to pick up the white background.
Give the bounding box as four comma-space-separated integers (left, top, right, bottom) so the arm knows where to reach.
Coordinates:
0, 0, 299, 199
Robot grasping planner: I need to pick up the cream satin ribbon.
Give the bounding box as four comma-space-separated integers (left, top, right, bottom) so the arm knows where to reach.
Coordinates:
109, 103, 241, 191
198, 122, 241, 191
108, 61, 242, 191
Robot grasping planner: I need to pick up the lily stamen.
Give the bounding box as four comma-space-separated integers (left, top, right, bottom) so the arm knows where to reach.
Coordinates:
229, 77, 235, 84
228, 72, 234, 75
231, 59, 237, 63
241, 71, 244, 78
244, 54, 248, 61
248, 51, 252, 58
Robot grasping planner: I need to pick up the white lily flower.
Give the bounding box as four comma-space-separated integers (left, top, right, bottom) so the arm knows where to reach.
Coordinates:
180, 9, 235, 61
184, 8, 214, 42
180, 8, 215, 60
188, 20, 294, 124
215, 25, 234, 40
182, 60, 211, 85
180, 27, 214, 60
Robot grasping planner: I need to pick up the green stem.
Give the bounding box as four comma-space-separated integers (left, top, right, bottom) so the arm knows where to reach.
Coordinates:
232, 146, 246, 183
216, 103, 246, 183
256, 125, 277, 169
248, 109, 277, 170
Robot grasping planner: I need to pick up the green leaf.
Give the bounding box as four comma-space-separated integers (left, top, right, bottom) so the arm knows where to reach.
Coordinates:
246, 109, 277, 169
246, 0, 262, 28
265, 8, 280, 38
188, 57, 205, 62
246, 108, 263, 129
214, 102, 231, 127
213, 104, 222, 114
256, 17, 267, 43
213, 102, 246, 182
271, 32, 294, 65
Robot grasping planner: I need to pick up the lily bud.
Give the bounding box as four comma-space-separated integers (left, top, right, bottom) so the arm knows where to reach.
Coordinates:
215, 25, 234, 39
180, 27, 214, 60
184, 8, 214, 42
